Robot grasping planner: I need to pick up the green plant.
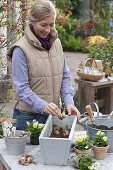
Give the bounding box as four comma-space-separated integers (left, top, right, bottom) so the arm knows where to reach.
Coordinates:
75, 133, 93, 151
78, 155, 99, 170
26, 119, 44, 136
56, 9, 82, 52
0, 123, 3, 138
88, 37, 113, 68
93, 131, 108, 147
65, 36, 81, 51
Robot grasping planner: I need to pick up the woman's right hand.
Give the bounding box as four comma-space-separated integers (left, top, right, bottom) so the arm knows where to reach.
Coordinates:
44, 102, 62, 117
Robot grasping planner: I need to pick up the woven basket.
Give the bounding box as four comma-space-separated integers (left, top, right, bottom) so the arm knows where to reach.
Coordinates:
76, 58, 104, 81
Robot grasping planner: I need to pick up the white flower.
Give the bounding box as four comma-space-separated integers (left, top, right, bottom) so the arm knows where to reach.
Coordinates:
6, 128, 11, 136
103, 136, 108, 141
38, 124, 44, 129
33, 122, 38, 128
33, 119, 37, 123
26, 121, 30, 125
96, 131, 101, 135
76, 135, 83, 142
12, 126, 16, 134
85, 145, 88, 149
83, 134, 88, 139
2, 121, 9, 128
89, 162, 99, 170
3, 128, 7, 137
8, 123, 12, 128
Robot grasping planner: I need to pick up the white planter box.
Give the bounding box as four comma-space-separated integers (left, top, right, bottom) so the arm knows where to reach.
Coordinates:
39, 115, 77, 166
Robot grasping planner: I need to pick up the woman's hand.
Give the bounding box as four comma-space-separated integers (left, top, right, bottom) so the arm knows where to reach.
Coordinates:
44, 102, 62, 117
66, 104, 81, 120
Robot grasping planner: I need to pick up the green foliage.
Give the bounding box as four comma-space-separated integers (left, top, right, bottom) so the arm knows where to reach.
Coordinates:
79, 155, 93, 170
64, 36, 81, 51
92, 0, 109, 19
78, 155, 99, 170
94, 18, 110, 37
55, 0, 79, 16
93, 131, 108, 147
26, 119, 44, 136
0, 123, 3, 138
0, 112, 3, 138
88, 38, 113, 68
56, 16, 82, 51
6, 86, 15, 101
75, 134, 93, 151
92, 0, 112, 37
73, 155, 99, 170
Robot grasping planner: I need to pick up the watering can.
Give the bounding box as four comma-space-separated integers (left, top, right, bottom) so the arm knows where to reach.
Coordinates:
78, 102, 113, 153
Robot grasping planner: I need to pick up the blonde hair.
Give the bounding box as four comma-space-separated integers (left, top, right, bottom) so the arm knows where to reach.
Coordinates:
29, 0, 56, 22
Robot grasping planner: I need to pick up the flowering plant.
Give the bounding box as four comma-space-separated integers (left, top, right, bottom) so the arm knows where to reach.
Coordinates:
72, 155, 99, 170
79, 155, 99, 170
26, 119, 44, 136
88, 37, 113, 68
93, 131, 108, 147
0, 117, 16, 137
75, 133, 93, 151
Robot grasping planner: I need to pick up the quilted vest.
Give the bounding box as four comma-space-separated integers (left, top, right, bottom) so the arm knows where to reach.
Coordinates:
7, 24, 64, 113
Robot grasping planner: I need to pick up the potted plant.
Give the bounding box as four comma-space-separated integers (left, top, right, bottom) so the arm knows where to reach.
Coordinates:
72, 155, 99, 170
26, 119, 44, 145
93, 131, 109, 160
74, 133, 93, 156
0, 117, 27, 156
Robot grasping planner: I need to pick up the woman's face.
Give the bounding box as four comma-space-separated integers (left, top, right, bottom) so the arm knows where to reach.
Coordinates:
31, 15, 56, 38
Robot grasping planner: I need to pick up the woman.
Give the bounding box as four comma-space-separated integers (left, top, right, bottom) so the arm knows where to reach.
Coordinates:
7, 0, 80, 130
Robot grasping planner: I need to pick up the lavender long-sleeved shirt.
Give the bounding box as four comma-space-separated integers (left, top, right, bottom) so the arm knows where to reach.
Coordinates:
12, 47, 74, 114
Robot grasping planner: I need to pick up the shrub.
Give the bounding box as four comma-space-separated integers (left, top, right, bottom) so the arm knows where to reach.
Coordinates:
88, 37, 113, 68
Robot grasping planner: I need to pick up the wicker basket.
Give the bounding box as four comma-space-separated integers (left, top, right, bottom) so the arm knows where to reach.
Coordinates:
76, 58, 104, 81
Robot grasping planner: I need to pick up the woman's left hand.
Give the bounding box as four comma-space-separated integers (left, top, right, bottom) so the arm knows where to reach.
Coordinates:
66, 104, 81, 120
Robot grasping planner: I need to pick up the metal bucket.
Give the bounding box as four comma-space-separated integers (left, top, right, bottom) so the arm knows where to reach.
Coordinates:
86, 120, 113, 153
78, 102, 113, 153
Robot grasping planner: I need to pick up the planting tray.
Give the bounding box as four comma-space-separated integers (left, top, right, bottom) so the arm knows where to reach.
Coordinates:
39, 115, 77, 166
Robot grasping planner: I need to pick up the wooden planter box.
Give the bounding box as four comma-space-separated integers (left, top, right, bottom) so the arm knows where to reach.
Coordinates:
39, 115, 77, 166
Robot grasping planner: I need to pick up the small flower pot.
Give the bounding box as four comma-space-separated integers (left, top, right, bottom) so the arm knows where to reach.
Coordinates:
93, 145, 109, 160
75, 148, 92, 156
5, 131, 27, 156
30, 135, 39, 145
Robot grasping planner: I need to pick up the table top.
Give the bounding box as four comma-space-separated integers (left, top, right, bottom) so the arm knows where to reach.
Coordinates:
74, 77, 113, 87
0, 132, 113, 170
0, 138, 74, 170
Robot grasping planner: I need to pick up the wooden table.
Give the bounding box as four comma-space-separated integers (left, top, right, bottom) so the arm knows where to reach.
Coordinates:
74, 77, 113, 114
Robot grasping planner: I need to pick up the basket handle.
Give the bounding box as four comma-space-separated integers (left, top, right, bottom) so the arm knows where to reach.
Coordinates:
85, 58, 98, 69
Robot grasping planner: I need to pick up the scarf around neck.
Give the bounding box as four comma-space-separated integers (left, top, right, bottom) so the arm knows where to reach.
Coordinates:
30, 24, 51, 51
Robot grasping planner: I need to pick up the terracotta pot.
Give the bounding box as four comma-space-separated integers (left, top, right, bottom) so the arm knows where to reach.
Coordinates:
30, 135, 39, 145
75, 148, 92, 156
93, 145, 109, 160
